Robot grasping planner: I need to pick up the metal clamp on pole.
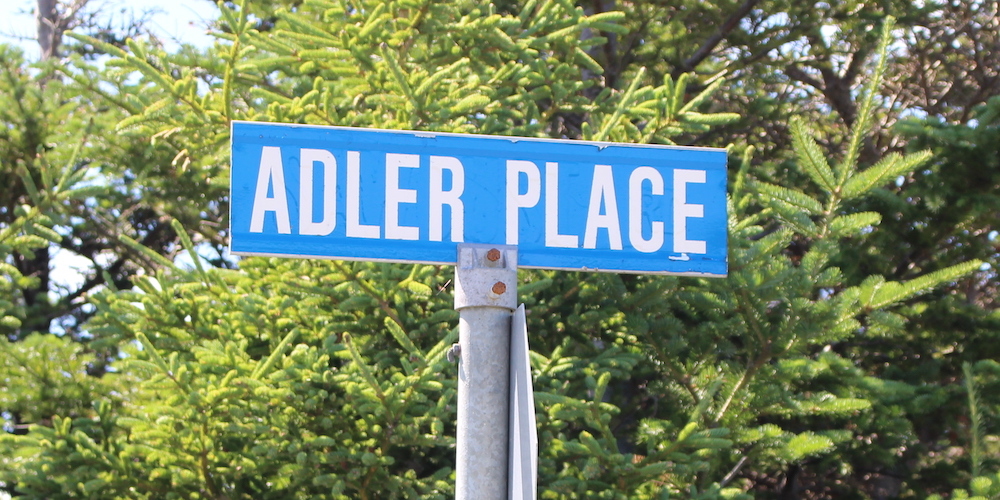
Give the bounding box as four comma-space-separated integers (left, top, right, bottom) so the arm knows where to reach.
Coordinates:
454, 243, 518, 500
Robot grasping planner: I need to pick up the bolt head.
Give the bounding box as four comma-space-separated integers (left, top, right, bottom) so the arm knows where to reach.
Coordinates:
491, 281, 507, 295
486, 248, 501, 262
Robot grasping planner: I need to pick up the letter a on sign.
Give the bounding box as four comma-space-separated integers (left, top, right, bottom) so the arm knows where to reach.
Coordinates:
250, 146, 291, 234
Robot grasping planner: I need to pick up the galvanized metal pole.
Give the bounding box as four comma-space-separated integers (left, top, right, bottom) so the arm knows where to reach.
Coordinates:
453, 243, 517, 500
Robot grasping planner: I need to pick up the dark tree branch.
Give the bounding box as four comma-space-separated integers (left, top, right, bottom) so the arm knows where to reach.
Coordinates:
785, 64, 823, 90
818, 65, 857, 126
674, 0, 761, 77
843, 44, 871, 86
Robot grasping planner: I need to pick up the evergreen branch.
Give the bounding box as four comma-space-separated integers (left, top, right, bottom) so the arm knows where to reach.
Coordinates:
836, 17, 895, 186
751, 180, 823, 215
223, 0, 250, 125
829, 212, 882, 237
0, 335, 54, 386
55, 117, 95, 193
67, 34, 208, 120
414, 59, 468, 97
690, 378, 723, 425
407, 0, 432, 33
670, 73, 690, 118
274, 11, 342, 44
731, 145, 755, 203
136, 332, 190, 393
251, 328, 299, 381
379, 43, 423, 119
790, 118, 836, 193
868, 260, 982, 310
714, 287, 772, 424
343, 333, 386, 403
15, 164, 42, 206
964, 361, 984, 478
840, 150, 932, 201
199, 434, 222, 500
594, 66, 646, 141
383, 316, 425, 366
588, 372, 616, 442
118, 233, 178, 271
713, 361, 757, 425
678, 71, 727, 115
651, 340, 702, 406
332, 261, 407, 335
170, 219, 207, 278
222, 43, 238, 123
61, 69, 142, 114
65, 32, 129, 60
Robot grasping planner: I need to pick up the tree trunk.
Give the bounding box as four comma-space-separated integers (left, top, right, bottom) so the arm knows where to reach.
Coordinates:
36, 0, 60, 60
36, 0, 89, 60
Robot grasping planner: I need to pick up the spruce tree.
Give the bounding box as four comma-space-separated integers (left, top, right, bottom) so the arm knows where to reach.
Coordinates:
0, 1, 994, 498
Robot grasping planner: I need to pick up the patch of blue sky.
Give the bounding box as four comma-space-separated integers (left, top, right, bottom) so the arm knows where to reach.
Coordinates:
1, 0, 219, 61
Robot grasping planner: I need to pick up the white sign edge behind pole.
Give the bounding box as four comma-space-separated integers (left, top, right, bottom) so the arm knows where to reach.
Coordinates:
509, 303, 537, 500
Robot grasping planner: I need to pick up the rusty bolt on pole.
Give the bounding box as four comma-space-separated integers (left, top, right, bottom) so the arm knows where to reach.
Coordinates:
486, 248, 501, 262
492, 281, 507, 295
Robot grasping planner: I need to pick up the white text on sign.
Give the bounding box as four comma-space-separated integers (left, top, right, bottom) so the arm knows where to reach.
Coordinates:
248, 148, 707, 254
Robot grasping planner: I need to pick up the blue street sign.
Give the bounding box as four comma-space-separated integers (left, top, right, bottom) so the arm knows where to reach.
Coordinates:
230, 122, 728, 276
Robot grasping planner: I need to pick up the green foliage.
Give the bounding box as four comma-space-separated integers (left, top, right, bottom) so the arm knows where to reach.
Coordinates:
5, 254, 462, 499
836, 94, 1000, 495
925, 362, 1000, 500
1, 1, 995, 499
0, 37, 233, 344
926, 472, 1000, 500
0, 45, 120, 426
0, 334, 112, 427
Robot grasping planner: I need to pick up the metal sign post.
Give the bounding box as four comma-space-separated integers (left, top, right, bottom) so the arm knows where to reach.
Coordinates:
453, 244, 518, 499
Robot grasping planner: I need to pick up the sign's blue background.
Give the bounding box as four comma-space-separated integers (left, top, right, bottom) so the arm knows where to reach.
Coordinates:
231, 122, 728, 276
